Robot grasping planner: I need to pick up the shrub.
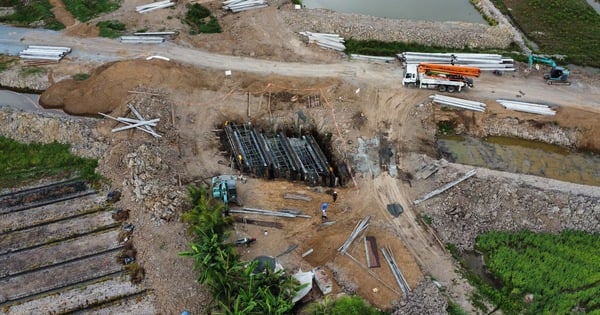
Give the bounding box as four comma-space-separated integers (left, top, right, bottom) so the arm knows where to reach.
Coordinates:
97, 20, 126, 38
0, 0, 64, 30
72, 73, 91, 81
185, 3, 222, 34
62, 0, 120, 22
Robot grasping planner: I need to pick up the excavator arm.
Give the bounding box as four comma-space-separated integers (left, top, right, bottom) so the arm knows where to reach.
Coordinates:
417, 63, 481, 77
528, 54, 557, 69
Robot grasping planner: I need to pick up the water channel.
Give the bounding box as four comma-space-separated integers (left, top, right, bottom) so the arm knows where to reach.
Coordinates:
302, 0, 487, 23
437, 135, 600, 187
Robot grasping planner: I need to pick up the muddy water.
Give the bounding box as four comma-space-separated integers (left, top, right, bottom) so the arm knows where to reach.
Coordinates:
437, 135, 600, 186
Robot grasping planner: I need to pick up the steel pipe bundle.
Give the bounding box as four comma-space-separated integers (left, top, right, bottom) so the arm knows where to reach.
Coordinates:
223, 0, 268, 12
136, 0, 175, 13
299, 32, 345, 52
398, 52, 515, 71
338, 216, 370, 254
381, 247, 411, 295
496, 100, 556, 116
19, 45, 71, 61
119, 36, 165, 44
430, 94, 486, 112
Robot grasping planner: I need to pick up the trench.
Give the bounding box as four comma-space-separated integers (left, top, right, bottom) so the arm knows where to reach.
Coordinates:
437, 135, 600, 187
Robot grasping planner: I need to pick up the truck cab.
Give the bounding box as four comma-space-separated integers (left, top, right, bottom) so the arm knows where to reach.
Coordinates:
402, 64, 418, 86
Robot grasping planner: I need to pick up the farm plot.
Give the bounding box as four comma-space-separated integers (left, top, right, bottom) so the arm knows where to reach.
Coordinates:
0, 228, 122, 278
0, 179, 93, 213
0, 211, 117, 254
0, 193, 101, 233
5, 278, 153, 314
0, 179, 148, 313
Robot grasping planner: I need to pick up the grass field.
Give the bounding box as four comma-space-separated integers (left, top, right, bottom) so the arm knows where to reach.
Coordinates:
0, 136, 100, 188
491, 0, 600, 67
476, 230, 600, 314
0, 0, 63, 30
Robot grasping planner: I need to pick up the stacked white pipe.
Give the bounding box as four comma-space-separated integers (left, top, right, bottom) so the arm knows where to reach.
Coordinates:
223, 0, 267, 12
398, 52, 515, 72
299, 32, 345, 52
119, 36, 165, 44
430, 94, 486, 112
19, 45, 71, 61
136, 0, 175, 13
496, 100, 556, 116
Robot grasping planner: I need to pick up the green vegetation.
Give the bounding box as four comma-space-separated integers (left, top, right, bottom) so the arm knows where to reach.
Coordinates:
0, 57, 18, 72
72, 73, 91, 81
344, 39, 526, 62
305, 295, 385, 315
0, 136, 100, 188
62, 0, 120, 22
180, 185, 301, 314
0, 0, 64, 30
447, 301, 469, 315
437, 120, 456, 136
20, 66, 47, 77
291, 0, 302, 5
97, 20, 126, 38
185, 3, 222, 34
490, 0, 600, 67
475, 230, 600, 314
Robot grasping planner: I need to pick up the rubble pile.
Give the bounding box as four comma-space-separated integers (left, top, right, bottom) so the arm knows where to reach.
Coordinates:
421, 167, 600, 251
123, 144, 185, 224
393, 280, 447, 315
0, 108, 108, 158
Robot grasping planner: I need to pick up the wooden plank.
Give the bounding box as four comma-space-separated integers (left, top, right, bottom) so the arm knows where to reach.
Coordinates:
283, 193, 312, 201
364, 236, 381, 268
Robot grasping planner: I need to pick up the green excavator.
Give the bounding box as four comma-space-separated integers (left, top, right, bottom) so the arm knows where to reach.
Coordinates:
528, 54, 571, 85
211, 175, 238, 206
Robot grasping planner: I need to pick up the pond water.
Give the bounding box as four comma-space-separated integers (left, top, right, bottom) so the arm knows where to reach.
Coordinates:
302, 0, 487, 23
437, 135, 600, 187
586, 0, 600, 15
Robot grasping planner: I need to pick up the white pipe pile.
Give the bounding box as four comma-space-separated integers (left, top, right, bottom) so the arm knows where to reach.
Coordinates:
350, 54, 396, 63
381, 247, 411, 295
299, 32, 345, 52
223, 0, 268, 12
398, 52, 515, 71
133, 31, 178, 36
496, 100, 556, 116
338, 216, 370, 254
136, 0, 175, 13
119, 36, 165, 44
19, 45, 71, 61
430, 94, 486, 112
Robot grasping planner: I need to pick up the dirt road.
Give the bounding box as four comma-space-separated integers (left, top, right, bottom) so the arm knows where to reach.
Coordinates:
6, 27, 599, 109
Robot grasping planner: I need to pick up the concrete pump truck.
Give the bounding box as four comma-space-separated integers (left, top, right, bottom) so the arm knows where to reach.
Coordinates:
402, 63, 481, 93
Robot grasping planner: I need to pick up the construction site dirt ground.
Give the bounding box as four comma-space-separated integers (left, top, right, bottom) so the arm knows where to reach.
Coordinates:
3, 0, 600, 314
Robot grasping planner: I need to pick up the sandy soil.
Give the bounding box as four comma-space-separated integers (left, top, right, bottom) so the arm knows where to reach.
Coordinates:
7, 0, 600, 314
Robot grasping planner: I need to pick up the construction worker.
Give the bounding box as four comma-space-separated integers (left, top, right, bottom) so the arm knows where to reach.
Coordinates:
332, 191, 338, 202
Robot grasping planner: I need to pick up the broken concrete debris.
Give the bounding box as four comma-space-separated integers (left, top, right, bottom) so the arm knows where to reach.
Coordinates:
413, 169, 477, 205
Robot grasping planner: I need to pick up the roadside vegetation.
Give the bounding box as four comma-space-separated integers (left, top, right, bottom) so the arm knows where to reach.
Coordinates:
0, 136, 100, 188
97, 20, 126, 38
0, 56, 18, 72
62, 0, 120, 22
19, 66, 47, 77
490, 0, 600, 67
185, 3, 221, 34
0, 0, 63, 30
456, 230, 600, 314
